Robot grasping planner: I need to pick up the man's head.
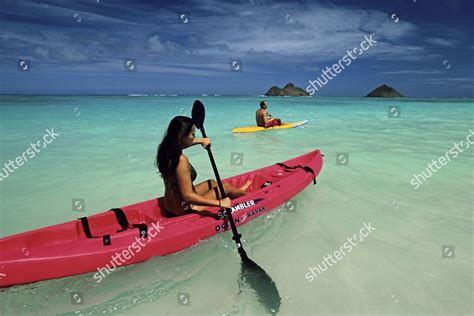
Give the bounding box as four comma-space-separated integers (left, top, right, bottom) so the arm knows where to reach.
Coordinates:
259, 100, 268, 109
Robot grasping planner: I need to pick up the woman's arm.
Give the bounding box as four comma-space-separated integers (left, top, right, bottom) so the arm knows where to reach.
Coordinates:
190, 137, 211, 148
175, 155, 221, 207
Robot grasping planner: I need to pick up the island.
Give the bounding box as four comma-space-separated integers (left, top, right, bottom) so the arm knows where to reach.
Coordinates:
366, 84, 404, 98
265, 83, 309, 96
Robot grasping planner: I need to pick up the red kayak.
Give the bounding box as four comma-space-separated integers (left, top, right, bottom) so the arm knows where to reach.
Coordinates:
0, 150, 323, 288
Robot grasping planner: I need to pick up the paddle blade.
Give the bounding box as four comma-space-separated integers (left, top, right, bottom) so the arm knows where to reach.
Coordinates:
192, 100, 205, 130
240, 256, 281, 315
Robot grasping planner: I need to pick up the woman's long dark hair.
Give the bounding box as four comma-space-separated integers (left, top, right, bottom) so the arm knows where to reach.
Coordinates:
156, 116, 195, 177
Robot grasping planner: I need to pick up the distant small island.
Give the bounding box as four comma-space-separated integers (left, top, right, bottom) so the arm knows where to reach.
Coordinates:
265, 83, 309, 96
367, 84, 404, 98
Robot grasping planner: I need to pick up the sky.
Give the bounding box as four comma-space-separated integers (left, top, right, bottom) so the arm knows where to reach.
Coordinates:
0, 0, 473, 97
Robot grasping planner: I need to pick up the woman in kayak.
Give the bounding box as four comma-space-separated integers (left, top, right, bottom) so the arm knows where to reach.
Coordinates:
156, 116, 252, 217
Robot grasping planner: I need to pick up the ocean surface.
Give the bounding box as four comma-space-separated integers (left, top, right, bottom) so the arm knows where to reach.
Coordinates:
0, 95, 472, 315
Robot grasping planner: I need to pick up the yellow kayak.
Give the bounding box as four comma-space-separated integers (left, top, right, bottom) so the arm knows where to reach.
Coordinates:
232, 120, 309, 133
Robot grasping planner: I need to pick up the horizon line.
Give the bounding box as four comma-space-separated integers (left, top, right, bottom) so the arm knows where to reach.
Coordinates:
0, 93, 472, 100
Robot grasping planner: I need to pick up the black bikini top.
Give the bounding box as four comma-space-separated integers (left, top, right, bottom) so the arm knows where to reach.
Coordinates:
189, 163, 197, 182
166, 162, 197, 193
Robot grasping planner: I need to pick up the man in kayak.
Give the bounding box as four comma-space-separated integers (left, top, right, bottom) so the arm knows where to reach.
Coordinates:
156, 116, 252, 217
256, 100, 282, 128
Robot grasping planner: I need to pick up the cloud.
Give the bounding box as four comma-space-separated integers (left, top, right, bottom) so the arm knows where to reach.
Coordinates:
147, 35, 166, 53
0, 0, 466, 77
147, 35, 181, 54
304, 65, 320, 72
34, 47, 50, 59
181, 2, 422, 62
54, 46, 90, 62
378, 70, 445, 75
411, 77, 474, 85
2, 0, 425, 60
425, 37, 457, 47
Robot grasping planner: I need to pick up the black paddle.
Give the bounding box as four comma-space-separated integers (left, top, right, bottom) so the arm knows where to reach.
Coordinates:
192, 100, 281, 314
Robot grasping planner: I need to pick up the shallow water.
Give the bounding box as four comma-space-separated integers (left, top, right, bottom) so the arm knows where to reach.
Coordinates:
0, 95, 472, 315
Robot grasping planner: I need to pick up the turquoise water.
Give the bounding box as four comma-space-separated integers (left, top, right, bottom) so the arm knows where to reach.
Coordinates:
0, 95, 472, 315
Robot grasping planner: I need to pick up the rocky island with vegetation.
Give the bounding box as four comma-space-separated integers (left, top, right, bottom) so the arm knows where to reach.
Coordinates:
265, 83, 309, 96
366, 84, 404, 98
